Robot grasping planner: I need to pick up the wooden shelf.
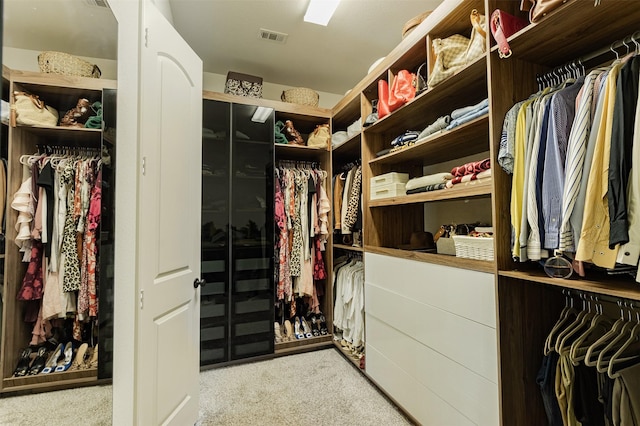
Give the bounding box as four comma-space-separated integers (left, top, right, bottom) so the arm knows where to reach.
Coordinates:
364, 55, 487, 134
365, 245, 495, 274
203, 90, 332, 119
332, 133, 361, 158
369, 115, 489, 167
275, 142, 328, 161
368, 178, 492, 207
15, 125, 103, 147
2, 368, 97, 394
333, 244, 364, 252
333, 341, 363, 369
499, 270, 640, 301
492, 0, 640, 66
274, 335, 334, 355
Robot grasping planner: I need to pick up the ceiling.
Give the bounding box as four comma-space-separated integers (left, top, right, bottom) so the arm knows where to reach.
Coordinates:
3, 0, 443, 95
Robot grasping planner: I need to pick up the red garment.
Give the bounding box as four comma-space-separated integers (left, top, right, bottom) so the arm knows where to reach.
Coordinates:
451, 158, 491, 177
17, 241, 44, 301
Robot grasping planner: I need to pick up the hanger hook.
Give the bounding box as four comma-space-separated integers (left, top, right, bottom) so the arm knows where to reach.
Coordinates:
610, 42, 620, 60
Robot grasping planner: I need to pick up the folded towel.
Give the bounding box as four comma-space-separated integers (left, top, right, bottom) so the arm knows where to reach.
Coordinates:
418, 115, 451, 139
405, 172, 454, 191
451, 158, 491, 177
406, 183, 447, 194
450, 98, 489, 119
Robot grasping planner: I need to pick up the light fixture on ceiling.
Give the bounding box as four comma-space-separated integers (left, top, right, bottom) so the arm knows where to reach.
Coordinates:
304, 0, 341, 26
251, 106, 274, 123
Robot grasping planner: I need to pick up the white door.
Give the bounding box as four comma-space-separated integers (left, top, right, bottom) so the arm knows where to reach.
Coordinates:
137, 2, 203, 425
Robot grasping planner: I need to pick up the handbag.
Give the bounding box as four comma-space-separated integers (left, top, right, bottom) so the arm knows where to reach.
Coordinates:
388, 70, 416, 113
377, 79, 391, 119
283, 120, 305, 145
520, 0, 571, 23
490, 10, 529, 58
414, 63, 428, 95
307, 124, 331, 148
11, 91, 59, 127
428, 10, 486, 88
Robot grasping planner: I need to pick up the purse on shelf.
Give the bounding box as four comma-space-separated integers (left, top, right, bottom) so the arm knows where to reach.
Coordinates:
307, 123, 331, 148
490, 9, 529, 58
283, 119, 305, 145
377, 79, 391, 119
11, 91, 59, 127
60, 98, 94, 128
520, 0, 572, 23
388, 70, 416, 113
428, 9, 487, 89
414, 63, 428, 95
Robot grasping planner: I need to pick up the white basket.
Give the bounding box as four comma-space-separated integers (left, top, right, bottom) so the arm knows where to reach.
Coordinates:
452, 236, 494, 261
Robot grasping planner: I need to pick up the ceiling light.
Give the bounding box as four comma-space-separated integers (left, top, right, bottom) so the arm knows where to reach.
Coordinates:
304, 0, 341, 26
251, 106, 273, 123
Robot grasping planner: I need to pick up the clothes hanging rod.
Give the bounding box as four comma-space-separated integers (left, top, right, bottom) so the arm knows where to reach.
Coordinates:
579, 31, 640, 64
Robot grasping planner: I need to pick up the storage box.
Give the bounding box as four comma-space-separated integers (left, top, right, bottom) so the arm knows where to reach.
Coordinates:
452, 235, 494, 261
370, 172, 409, 188
224, 71, 263, 98
370, 182, 406, 200
436, 237, 456, 255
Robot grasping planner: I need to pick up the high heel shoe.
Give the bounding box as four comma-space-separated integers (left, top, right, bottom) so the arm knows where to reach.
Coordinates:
294, 317, 305, 339
68, 343, 89, 371
27, 347, 48, 375
301, 318, 313, 338
310, 316, 321, 337
41, 343, 63, 374
318, 314, 329, 335
54, 342, 74, 372
274, 322, 283, 344
87, 344, 99, 369
12, 348, 32, 377
283, 320, 294, 341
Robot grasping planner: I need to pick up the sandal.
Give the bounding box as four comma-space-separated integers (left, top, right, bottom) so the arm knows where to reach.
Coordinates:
13, 347, 32, 377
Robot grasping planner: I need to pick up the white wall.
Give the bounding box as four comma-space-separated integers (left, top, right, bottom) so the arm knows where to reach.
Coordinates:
3, 47, 343, 109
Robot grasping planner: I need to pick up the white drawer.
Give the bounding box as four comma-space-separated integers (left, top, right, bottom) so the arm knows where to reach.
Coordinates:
370, 172, 409, 188
370, 182, 406, 200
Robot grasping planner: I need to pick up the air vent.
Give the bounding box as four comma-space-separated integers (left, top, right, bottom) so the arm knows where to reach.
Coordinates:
84, 0, 110, 8
258, 28, 288, 44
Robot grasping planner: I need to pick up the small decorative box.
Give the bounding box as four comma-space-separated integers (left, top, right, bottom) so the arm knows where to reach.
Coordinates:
370, 172, 409, 188
224, 71, 263, 98
370, 182, 407, 200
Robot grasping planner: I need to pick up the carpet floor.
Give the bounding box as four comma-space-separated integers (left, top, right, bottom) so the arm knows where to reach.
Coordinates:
0, 348, 411, 426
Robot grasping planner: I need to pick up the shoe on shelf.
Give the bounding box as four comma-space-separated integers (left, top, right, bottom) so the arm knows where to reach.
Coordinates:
274, 322, 283, 344
41, 343, 64, 374
12, 347, 32, 377
301, 318, 313, 338
87, 344, 99, 369
68, 343, 89, 372
283, 320, 294, 341
310, 316, 321, 337
318, 314, 329, 335
55, 342, 74, 372
294, 317, 305, 339
27, 347, 48, 375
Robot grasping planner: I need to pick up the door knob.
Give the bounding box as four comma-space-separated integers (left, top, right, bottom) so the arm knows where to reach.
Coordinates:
193, 278, 206, 289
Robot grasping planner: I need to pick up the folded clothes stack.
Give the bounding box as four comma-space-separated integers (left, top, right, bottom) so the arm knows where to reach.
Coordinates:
405, 172, 453, 194
446, 158, 491, 188
417, 115, 451, 140
446, 98, 489, 130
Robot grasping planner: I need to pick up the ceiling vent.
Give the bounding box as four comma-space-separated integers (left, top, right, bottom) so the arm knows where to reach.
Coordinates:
258, 28, 288, 44
84, 0, 110, 8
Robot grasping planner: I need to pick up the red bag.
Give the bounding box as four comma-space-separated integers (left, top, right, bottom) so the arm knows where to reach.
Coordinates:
378, 79, 390, 119
490, 9, 529, 58
387, 70, 416, 113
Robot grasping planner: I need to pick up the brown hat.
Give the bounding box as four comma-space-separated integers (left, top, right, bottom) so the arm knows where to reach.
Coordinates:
398, 231, 435, 251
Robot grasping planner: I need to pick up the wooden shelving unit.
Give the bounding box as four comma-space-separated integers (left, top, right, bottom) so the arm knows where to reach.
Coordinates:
368, 178, 492, 207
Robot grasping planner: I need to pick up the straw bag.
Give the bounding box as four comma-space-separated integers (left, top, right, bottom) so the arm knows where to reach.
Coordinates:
307, 124, 331, 148
281, 88, 319, 107
428, 9, 486, 89
38, 51, 102, 78
11, 91, 59, 127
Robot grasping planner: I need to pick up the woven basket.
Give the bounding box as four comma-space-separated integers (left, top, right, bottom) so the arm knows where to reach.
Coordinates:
38, 51, 102, 78
402, 11, 432, 39
452, 235, 494, 261
281, 87, 319, 107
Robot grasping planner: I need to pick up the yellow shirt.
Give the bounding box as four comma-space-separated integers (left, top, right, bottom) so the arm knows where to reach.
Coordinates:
575, 63, 622, 268
510, 97, 537, 259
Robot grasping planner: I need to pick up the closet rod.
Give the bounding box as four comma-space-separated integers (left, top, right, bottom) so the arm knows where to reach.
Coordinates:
579, 30, 640, 64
